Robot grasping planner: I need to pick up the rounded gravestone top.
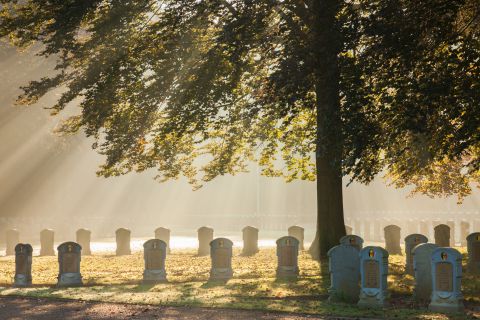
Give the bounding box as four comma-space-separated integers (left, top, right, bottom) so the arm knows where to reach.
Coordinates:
434, 224, 450, 231
384, 225, 401, 231
210, 238, 233, 248
198, 226, 213, 232
15, 243, 33, 253
116, 228, 130, 234
242, 226, 258, 232
57, 241, 82, 252
466, 232, 480, 242
40, 229, 54, 233
276, 236, 299, 246
144, 239, 167, 249
405, 234, 429, 243
288, 226, 304, 232
360, 246, 389, 258
155, 227, 170, 232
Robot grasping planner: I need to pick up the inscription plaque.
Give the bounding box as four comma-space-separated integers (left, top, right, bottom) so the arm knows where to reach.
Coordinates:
435, 262, 453, 292
62, 253, 78, 273
147, 250, 163, 270
213, 248, 230, 268
364, 260, 379, 289
16, 255, 27, 275
280, 246, 295, 266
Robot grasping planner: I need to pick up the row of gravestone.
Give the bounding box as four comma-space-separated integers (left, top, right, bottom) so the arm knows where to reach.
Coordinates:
328, 232, 480, 313
346, 224, 466, 255
345, 218, 478, 245
11, 236, 302, 287
3, 226, 306, 257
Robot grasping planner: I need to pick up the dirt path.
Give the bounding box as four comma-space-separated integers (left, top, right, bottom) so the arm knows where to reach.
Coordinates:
0, 296, 346, 320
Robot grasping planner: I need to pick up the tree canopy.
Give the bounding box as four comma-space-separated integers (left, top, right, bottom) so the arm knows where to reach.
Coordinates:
1, 0, 478, 199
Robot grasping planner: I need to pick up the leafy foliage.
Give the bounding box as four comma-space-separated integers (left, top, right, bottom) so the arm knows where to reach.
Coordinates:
0, 0, 479, 199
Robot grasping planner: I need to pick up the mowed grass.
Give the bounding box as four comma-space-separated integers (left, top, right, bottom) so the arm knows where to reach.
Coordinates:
0, 247, 478, 319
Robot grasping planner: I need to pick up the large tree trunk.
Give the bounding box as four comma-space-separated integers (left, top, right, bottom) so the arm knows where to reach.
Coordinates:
308, 0, 346, 260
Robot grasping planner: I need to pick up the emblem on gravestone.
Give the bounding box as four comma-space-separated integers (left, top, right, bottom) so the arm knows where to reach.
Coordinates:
441, 252, 447, 260
369, 249, 375, 258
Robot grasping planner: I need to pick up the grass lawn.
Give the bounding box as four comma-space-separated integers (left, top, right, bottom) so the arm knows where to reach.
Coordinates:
0, 248, 477, 319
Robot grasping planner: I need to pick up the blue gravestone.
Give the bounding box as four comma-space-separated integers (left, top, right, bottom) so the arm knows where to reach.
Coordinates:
467, 232, 480, 274
328, 244, 360, 302
429, 247, 464, 313
276, 236, 299, 279
358, 246, 389, 308
14, 243, 32, 287
57, 242, 83, 287
404, 234, 428, 275
339, 235, 364, 251
143, 239, 167, 283
209, 238, 233, 281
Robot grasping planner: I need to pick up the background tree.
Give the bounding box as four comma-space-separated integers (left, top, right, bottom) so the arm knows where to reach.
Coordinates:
1, 0, 479, 258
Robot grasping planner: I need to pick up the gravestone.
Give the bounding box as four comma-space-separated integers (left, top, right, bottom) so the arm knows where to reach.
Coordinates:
404, 234, 428, 275
115, 228, 131, 255
242, 226, 259, 256
57, 242, 83, 287
276, 236, 299, 279
154, 227, 171, 254
339, 235, 364, 251
328, 244, 360, 302
412, 243, 438, 301
434, 224, 451, 247
466, 232, 480, 274
143, 239, 167, 283
40, 229, 55, 256
460, 221, 470, 246
76, 229, 91, 255
14, 243, 32, 287
384, 225, 402, 255
197, 226, 214, 256
288, 226, 304, 250
209, 238, 233, 281
429, 247, 464, 313
345, 225, 353, 235
358, 246, 389, 308
6, 229, 19, 256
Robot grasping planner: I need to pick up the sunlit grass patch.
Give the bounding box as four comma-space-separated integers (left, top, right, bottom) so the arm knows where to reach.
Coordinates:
0, 248, 477, 319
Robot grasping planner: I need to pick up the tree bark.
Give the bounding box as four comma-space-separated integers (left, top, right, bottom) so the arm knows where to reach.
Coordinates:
307, 0, 346, 260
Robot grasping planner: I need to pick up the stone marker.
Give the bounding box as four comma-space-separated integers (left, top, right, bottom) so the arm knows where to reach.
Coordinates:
384, 225, 402, 255
460, 221, 470, 246
412, 243, 438, 301
209, 238, 233, 281
434, 224, 451, 247
288, 226, 305, 250
57, 242, 82, 287
143, 239, 167, 283
115, 228, 131, 256
276, 236, 299, 279
6, 229, 19, 256
14, 243, 32, 287
429, 247, 464, 313
154, 227, 171, 254
404, 234, 428, 275
197, 226, 214, 256
345, 225, 353, 235
467, 232, 480, 274
76, 229, 91, 255
339, 235, 364, 251
242, 226, 259, 256
358, 246, 389, 308
328, 244, 360, 302
40, 229, 55, 256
